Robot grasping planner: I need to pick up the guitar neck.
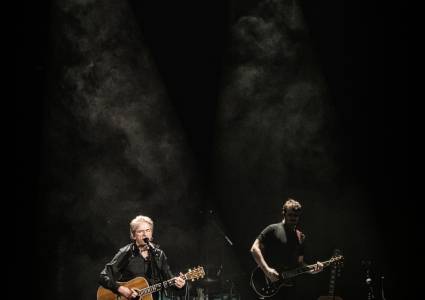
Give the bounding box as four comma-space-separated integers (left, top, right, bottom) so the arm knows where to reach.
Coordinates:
138, 277, 176, 296
282, 259, 333, 279
138, 273, 194, 296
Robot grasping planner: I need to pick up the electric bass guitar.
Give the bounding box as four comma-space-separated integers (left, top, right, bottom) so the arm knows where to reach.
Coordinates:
97, 266, 205, 300
250, 255, 343, 298
318, 249, 343, 300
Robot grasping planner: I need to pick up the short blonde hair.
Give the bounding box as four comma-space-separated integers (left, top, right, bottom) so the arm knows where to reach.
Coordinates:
282, 198, 302, 214
129, 215, 154, 239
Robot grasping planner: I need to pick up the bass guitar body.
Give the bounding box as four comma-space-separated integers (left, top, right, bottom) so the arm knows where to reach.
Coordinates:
250, 255, 343, 299
250, 266, 294, 298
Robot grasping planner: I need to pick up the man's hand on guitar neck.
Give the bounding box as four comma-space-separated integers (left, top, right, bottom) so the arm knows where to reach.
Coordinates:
117, 285, 138, 299
263, 266, 280, 282
309, 261, 324, 274
173, 272, 186, 288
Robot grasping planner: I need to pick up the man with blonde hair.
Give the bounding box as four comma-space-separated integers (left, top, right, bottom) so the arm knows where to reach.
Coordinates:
99, 215, 185, 299
250, 198, 323, 299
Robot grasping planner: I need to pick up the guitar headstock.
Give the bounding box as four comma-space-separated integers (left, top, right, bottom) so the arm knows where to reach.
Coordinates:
330, 255, 344, 267
184, 266, 205, 281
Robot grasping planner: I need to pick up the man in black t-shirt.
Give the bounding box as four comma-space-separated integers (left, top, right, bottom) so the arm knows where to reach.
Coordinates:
250, 198, 323, 299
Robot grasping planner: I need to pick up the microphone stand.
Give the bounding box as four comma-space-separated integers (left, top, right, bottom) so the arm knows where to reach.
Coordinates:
206, 209, 235, 299
146, 241, 163, 299
361, 260, 375, 300
208, 210, 234, 247
365, 269, 375, 300
380, 276, 386, 300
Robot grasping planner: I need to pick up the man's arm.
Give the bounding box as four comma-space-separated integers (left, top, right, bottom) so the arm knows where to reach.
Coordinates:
99, 245, 135, 299
157, 251, 185, 289
250, 239, 279, 282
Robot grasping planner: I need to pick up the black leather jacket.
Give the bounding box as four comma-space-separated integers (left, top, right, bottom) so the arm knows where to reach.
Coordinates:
99, 243, 174, 294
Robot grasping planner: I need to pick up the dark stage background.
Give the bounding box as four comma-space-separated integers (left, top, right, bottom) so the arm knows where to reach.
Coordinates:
16, 0, 409, 299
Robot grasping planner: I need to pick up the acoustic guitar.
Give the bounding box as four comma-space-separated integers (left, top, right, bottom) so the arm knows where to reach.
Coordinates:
250, 255, 343, 298
97, 266, 205, 300
317, 249, 343, 300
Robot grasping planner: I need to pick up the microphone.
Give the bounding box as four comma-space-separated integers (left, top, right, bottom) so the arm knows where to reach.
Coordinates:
143, 238, 157, 251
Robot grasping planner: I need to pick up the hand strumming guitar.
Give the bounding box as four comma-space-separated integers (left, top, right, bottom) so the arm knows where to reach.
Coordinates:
117, 285, 138, 299
263, 266, 280, 282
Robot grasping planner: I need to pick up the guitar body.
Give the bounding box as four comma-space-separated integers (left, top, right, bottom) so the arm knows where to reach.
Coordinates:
250, 256, 343, 299
96, 266, 205, 300
250, 266, 294, 298
97, 277, 152, 300
317, 296, 343, 300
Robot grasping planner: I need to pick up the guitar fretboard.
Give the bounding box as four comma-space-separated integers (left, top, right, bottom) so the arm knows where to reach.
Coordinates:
282, 260, 333, 279
137, 274, 190, 296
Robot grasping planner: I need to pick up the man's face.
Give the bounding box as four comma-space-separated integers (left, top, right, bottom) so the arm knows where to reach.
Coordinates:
133, 221, 153, 246
284, 208, 301, 225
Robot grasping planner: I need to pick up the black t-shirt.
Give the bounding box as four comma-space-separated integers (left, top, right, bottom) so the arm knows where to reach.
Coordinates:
120, 252, 153, 282
257, 222, 305, 272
